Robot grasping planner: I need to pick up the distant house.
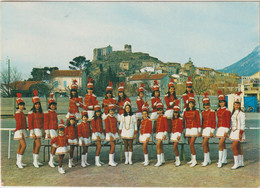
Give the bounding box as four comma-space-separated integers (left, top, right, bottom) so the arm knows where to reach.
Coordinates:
242, 71, 260, 100
166, 62, 181, 74
120, 61, 130, 70
49, 70, 87, 94
140, 67, 154, 73
129, 73, 170, 93
7, 81, 42, 97
195, 67, 215, 76
142, 60, 155, 68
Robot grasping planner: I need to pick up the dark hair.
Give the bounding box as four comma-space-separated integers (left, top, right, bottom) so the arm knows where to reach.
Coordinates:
48, 102, 57, 110
231, 102, 243, 115
172, 111, 181, 119
203, 103, 210, 108
218, 100, 227, 108
16, 102, 26, 110
105, 90, 114, 99
166, 87, 177, 99
123, 104, 133, 116
70, 89, 78, 99
31, 102, 43, 113
118, 92, 127, 102
186, 101, 196, 111
138, 91, 144, 97
184, 89, 194, 94
156, 108, 165, 114
59, 128, 65, 132
93, 110, 102, 120
82, 114, 88, 119
151, 90, 160, 97
66, 119, 76, 127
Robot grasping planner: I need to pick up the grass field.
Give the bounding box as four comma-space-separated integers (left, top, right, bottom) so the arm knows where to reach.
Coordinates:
1, 113, 259, 187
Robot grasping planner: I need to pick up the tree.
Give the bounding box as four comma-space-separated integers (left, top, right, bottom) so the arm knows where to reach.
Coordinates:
28, 67, 58, 81
1, 67, 22, 97
69, 56, 92, 75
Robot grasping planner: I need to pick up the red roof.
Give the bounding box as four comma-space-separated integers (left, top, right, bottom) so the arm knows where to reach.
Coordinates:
9, 81, 42, 90
50, 70, 83, 77
130, 73, 167, 81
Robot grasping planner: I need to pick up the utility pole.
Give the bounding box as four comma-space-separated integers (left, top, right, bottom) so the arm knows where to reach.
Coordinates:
7, 58, 11, 96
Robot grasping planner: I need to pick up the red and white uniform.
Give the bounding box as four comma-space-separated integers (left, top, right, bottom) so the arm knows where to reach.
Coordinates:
229, 110, 246, 141
105, 114, 119, 141
136, 96, 144, 119
65, 125, 78, 145
182, 92, 195, 109
51, 135, 69, 155
78, 121, 91, 146
91, 117, 105, 141
164, 94, 177, 119
202, 109, 216, 137
216, 107, 231, 138
151, 97, 162, 120
102, 97, 117, 120
170, 118, 183, 142
14, 109, 28, 140
139, 118, 152, 143
155, 114, 168, 140
84, 93, 97, 120
66, 96, 83, 120
119, 114, 137, 139
28, 111, 44, 138
44, 109, 58, 140
183, 109, 201, 137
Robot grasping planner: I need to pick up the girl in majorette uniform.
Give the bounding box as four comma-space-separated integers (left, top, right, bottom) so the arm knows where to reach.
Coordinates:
117, 82, 131, 123
216, 90, 231, 168
105, 104, 120, 166
78, 110, 92, 167
28, 90, 44, 168
139, 102, 152, 166
65, 114, 78, 168
51, 119, 70, 174
91, 102, 105, 166
14, 93, 28, 169
136, 83, 145, 141
44, 93, 59, 168
83, 77, 97, 121
201, 93, 216, 167
183, 97, 201, 167
229, 92, 246, 170
102, 81, 117, 120
170, 100, 183, 167
151, 80, 162, 122
154, 102, 168, 167
66, 79, 84, 121
165, 78, 177, 137
119, 102, 137, 165
182, 76, 195, 109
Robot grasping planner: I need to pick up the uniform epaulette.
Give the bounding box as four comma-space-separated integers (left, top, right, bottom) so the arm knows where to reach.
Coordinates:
210, 109, 215, 112
226, 108, 230, 111
112, 97, 116, 100
44, 111, 48, 114
15, 110, 20, 114
92, 94, 96, 97
28, 111, 33, 114
182, 93, 187, 96
79, 96, 82, 98
151, 97, 155, 99
179, 117, 183, 120
165, 94, 168, 97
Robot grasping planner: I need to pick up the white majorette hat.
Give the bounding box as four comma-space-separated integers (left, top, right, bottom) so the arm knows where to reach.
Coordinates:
32, 89, 40, 104
16, 93, 24, 105
186, 76, 192, 87
202, 92, 210, 104
234, 91, 242, 103
106, 81, 113, 91
87, 77, 94, 89
108, 104, 116, 110
58, 119, 65, 129
173, 100, 180, 112
123, 101, 131, 109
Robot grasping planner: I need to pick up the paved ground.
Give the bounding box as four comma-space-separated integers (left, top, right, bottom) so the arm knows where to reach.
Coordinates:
1, 113, 259, 187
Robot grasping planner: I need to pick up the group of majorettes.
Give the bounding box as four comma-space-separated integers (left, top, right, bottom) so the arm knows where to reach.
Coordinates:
14, 76, 246, 174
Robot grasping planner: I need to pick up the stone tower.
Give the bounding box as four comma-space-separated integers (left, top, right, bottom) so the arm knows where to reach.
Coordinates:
124, 44, 132, 53
93, 45, 113, 61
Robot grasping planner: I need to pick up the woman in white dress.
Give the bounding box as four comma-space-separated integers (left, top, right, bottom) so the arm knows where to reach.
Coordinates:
229, 92, 246, 170
119, 101, 137, 165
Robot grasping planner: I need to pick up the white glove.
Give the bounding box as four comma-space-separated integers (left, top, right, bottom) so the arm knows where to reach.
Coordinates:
169, 102, 174, 106
76, 103, 80, 107
88, 106, 94, 110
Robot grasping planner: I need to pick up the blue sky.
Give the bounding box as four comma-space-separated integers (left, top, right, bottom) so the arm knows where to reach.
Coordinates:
1, 2, 259, 79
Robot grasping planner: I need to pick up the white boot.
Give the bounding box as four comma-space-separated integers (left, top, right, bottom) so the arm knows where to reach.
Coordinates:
17, 154, 23, 169
33, 154, 39, 168
16, 153, 19, 166
20, 154, 27, 167
48, 154, 55, 168
95, 156, 102, 166
207, 152, 211, 164
99, 157, 104, 165
142, 154, 146, 165
112, 153, 118, 165
231, 156, 239, 170
187, 154, 193, 164
58, 166, 65, 174
68, 158, 73, 168
108, 154, 117, 166
144, 154, 149, 166
129, 152, 133, 165
202, 153, 208, 167
222, 149, 227, 164
161, 153, 165, 164
190, 155, 197, 167
85, 153, 90, 166
36, 154, 43, 166
175, 156, 181, 167
239, 154, 244, 167
124, 152, 129, 165
81, 155, 86, 167
154, 154, 162, 167
217, 151, 223, 168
